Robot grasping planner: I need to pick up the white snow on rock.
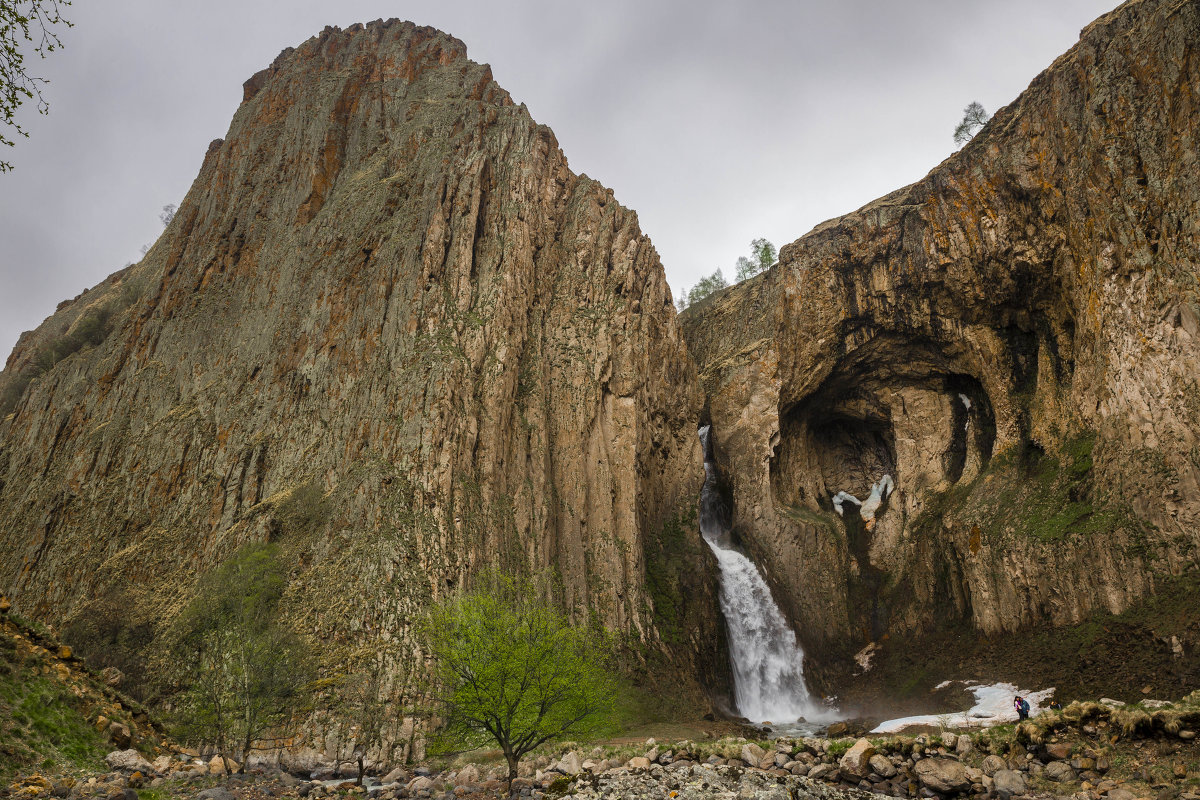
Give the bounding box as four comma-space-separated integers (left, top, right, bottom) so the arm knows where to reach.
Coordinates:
871, 681, 1055, 733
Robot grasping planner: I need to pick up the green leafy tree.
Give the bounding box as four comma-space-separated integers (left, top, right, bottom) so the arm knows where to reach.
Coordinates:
678, 268, 729, 311
953, 101, 990, 146
422, 573, 617, 786
172, 542, 313, 773
735, 238, 777, 282
1, 0, 72, 172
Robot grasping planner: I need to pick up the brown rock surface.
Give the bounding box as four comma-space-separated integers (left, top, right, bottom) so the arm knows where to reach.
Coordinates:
0, 21, 723, 702
682, 0, 1200, 667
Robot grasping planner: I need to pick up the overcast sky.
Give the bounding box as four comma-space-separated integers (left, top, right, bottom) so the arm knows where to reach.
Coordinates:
0, 0, 1119, 360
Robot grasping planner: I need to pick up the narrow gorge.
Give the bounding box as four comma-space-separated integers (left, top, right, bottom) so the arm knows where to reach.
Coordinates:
1, 0, 1198, 733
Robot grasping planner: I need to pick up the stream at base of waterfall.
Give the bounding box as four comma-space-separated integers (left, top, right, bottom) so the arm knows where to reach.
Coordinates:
698, 426, 839, 728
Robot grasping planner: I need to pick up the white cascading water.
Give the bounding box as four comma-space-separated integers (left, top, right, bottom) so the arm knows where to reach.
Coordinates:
698, 426, 837, 724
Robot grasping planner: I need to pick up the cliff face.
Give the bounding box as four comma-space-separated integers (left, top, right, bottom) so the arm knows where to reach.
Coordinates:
683, 0, 1200, 666
0, 21, 725, 700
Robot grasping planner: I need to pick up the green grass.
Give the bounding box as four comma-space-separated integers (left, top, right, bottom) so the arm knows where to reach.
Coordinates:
826, 739, 854, 757
0, 645, 109, 779
909, 432, 1151, 545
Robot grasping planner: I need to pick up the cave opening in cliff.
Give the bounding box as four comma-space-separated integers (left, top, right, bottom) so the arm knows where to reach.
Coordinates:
770, 339, 998, 517
769, 388, 898, 517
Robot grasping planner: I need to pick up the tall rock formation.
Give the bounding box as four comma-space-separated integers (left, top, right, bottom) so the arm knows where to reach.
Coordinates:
0, 21, 725, 702
683, 0, 1199, 671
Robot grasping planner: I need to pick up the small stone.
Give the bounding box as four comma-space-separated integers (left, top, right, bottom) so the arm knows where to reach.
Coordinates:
1179, 730, 1196, 740
807, 763, 839, 782
869, 754, 896, 778
105, 750, 154, 774
108, 722, 132, 749
1045, 742, 1073, 760
993, 769, 1027, 798
1045, 761, 1077, 782
981, 755, 1007, 777
195, 789, 235, 800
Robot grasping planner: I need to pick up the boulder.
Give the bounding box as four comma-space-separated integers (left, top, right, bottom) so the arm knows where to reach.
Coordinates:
913, 758, 971, 794
195, 790, 235, 800
105, 750, 154, 774
981, 755, 1007, 777
942, 733, 957, 750
556, 752, 582, 775
807, 763, 839, 782
741, 743, 766, 765
454, 765, 479, 786
993, 769, 1027, 798
868, 754, 896, 778
1106, 789, 1137, 800
208, 756, 235, 775
108, 722, 132, 749
1045, 742, 1073, 760
955, 736, 972, 756
381, 767, 407, 784
628, 757, 651, 770
644, 746, 659, 763
839, 739, 876, 779
1045, 761, 1077, 782
100, 668, 124, 688
406, 776, 433, 793
151, 756, 172, 773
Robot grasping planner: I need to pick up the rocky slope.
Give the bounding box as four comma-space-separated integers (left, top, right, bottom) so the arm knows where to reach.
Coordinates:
0, 22, 725, 706
682, 0, 1200, 676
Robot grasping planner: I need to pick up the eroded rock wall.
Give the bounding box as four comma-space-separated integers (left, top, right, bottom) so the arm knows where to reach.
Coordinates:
0, 21, 724, 700
683, 0, 1200, 665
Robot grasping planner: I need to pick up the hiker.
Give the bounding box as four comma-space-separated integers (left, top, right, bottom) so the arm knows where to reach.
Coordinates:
1049, 699, 1063, 712
1014, 695, 1030, 720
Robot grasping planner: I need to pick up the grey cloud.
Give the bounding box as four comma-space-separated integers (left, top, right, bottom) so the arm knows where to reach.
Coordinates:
0, 0, 1117, 360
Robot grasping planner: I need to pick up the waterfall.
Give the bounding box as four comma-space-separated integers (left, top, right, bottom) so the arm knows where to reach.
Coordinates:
698, 426, 836, 724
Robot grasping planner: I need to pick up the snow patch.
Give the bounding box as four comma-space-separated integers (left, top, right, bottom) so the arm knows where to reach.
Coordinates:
871, 682, 1055, 733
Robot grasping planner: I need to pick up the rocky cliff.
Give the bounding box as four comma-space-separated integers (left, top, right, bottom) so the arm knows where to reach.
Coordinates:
0, 21, 725, 705
683, 0, 1200, 676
